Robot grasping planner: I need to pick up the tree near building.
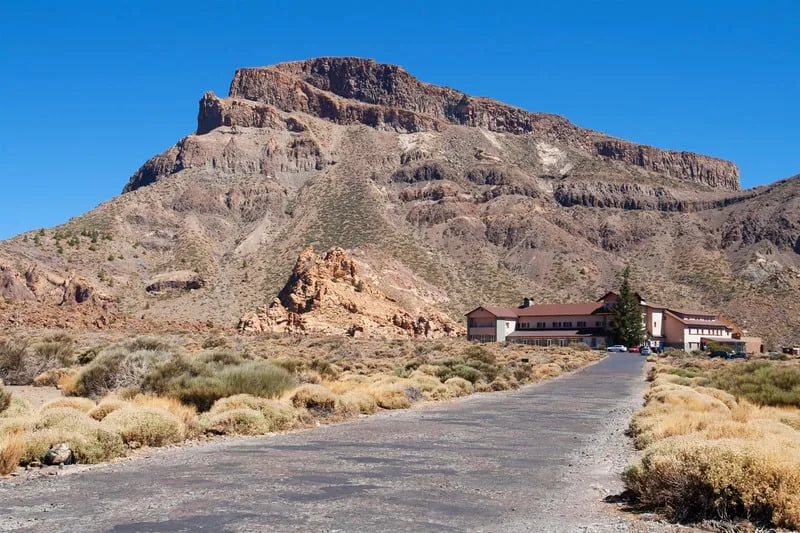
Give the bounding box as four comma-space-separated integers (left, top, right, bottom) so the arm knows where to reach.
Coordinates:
611, 266, 645, 348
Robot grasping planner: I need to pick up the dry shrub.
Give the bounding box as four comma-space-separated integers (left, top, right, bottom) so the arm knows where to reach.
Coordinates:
209, 394, 300, 431
338, 391, 377, 415
370, 385, 411, 409
625, 361, 800, 529
33, 367, 76, 387
40, 397, 96, 413
533, 363, 562, 380
624, 437, 800, 528
289, 385, 338, 415
57, 371, 80, 395
0, 396, 32, 419
0, 383, 10, 414
89, 399, 128, 421
102, 407, 185, 447
0, 430, 24, 474
76, 347, 169, 397
199, 408, 270, 436
129, 395, 197, 436
409, 372, 441, 393
443, 377, 473, 396
0, 337, 73, 385
25, 408, 126, 464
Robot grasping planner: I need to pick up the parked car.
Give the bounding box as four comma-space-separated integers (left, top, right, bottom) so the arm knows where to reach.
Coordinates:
628, 346, 640, 353
607, 345, 628, 352
731, 351, 748, 359
640, 346, 652, 356
710, 350, 733, 359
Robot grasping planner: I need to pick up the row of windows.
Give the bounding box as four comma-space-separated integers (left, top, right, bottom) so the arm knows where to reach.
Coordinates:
688, 328, 726, 336
521, 320, 601, 329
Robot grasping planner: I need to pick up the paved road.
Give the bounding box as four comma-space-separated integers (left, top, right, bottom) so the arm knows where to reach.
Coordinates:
0, 354, 648, 532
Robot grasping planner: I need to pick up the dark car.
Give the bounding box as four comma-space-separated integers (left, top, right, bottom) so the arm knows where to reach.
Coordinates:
710, 350, 733, 359
731, 351, 748, 359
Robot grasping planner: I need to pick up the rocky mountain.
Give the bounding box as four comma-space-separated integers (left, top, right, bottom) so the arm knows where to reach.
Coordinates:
1, 57, 798, 346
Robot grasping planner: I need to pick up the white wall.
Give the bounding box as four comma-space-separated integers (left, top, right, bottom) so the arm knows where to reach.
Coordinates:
496, 318, 517, 342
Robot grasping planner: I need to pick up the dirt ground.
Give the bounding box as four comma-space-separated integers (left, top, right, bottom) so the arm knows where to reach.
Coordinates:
4, 385, 63, 409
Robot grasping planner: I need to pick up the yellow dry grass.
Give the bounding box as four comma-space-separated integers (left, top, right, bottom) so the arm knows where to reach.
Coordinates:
0, 430, 24, 475
129, 395, 198, 436
625, 361, 800, 529
40, 397, 96, 413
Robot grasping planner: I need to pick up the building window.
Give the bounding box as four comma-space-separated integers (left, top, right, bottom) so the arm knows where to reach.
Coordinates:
536, 322, 545, 329
552, 322, 562, 328
595, 321, 602, 327
563, 322, 572, 328
577, 321, 586, 327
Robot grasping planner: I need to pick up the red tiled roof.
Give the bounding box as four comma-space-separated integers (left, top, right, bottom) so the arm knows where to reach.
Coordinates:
664, 310, 728, 327
517, 302, 609, 317
465, 306, 519, 318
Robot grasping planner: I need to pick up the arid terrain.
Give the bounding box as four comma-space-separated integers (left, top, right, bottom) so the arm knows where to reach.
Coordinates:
0, 57, 798, 346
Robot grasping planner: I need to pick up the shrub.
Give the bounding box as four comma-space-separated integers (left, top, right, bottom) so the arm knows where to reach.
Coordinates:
0, 384, 10, 414
0, 338, 68, 385
463, 345, 496, 365
271, 358, 304, 374
130, 395, 197, 435
40, 397, 96, 413
161, 376, 227, 412
568, 342, 591, 351
89, 399, 127, 421
199, 408, 270, 435
289, 385, 338, 414
126, 336, 171, 352
75, 347, 170, 397
102, 407, 185, 447
33, 367, 76, 387
339, 391, 377, 414
0, 396, 32, 419
443, 377, 473, 396
0, 431, 24, 474
624, 437, 800, 528
209, 395, 300, 431
201, 335, 230, 350
199, 349, 243, 367
371, 386, 411, 409
32, 335, 75, 366
310, 359, 338, 379
217, 362, 296, 398
710, 361, 800, 407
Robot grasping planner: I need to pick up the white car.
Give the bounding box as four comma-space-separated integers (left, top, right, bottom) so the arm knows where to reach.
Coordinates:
606, 345, 628, 352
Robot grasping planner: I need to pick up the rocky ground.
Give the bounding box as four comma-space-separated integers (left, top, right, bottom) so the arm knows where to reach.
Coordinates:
0, 354, 700, 532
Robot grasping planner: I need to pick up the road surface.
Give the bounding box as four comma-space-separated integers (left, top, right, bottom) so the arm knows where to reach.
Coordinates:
0, 354, 651, 532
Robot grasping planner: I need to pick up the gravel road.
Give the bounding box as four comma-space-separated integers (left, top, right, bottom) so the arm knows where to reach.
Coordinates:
0, 354, 672, 532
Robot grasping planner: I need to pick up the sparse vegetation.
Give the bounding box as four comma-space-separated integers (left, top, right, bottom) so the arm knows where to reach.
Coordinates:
624, 356, 800, 529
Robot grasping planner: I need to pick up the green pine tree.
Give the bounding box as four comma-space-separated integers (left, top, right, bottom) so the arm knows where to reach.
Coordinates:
610, 266, 645, 347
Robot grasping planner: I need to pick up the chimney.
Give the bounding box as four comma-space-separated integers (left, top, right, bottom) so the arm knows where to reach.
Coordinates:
522, 297, 533, 308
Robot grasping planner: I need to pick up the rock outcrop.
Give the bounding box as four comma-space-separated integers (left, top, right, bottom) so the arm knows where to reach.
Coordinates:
209, 57, 739, 190
239, 247, 461, 338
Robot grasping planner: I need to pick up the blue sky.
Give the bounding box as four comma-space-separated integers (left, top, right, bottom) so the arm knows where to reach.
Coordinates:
1, 0, 798, 239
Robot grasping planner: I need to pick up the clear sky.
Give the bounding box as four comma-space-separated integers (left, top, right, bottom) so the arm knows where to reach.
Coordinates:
1, 1, 798, 239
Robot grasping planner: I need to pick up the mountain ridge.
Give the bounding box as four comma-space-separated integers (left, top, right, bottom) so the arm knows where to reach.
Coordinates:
2, 57, 798, 347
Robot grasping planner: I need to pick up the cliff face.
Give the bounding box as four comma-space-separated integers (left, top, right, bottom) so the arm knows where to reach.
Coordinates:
216, 57, 739, 190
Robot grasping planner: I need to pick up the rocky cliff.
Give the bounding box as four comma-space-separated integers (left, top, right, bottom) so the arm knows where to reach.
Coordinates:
3, 58, 798, 347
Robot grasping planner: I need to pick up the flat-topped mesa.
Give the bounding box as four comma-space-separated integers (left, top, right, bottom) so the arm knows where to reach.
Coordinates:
196, 57, 739, 190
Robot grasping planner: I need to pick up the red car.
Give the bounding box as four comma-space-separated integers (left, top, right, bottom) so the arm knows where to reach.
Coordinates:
628, 346, 641, 353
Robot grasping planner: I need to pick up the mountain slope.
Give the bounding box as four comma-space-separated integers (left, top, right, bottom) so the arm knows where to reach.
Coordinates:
1, 57, 798, 346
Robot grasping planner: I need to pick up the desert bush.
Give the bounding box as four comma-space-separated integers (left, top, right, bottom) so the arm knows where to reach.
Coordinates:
102, 407, 185, 447
289, 385, 338, 414
75, 347, 171, 397
89, 399, 127, 421
0, 396, 32, 419
129, 395, 197, 435
624, 437, 800, 528
709, 361, 800, 407
199, 349, 243, 367
463, 344, 496, 365
126, 336, 171, 353
160, 375, 227, 412
201, 335, 230, 350
217, 362, 296, 398
339, 391, 377, 414
310, 359, 338, 379
443, 377, 474, 396
199, 408, 270, 435
533, 363, 562, 380
0, 430, 24, 474
0, 337, 72, 385
370, 386, 411, 409
567, 342, 591, 352
40, 397, 96, 413
209, 394, 300, 431
0, 383, 10, 414
32, 334, 75, 366
271, 358, 304, 374
33, 367, 76, 387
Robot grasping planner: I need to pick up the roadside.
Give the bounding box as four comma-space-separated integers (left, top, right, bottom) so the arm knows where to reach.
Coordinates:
0, 353, 675, 533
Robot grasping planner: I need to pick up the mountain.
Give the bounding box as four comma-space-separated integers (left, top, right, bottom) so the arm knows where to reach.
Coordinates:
1, 57, 798, 345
